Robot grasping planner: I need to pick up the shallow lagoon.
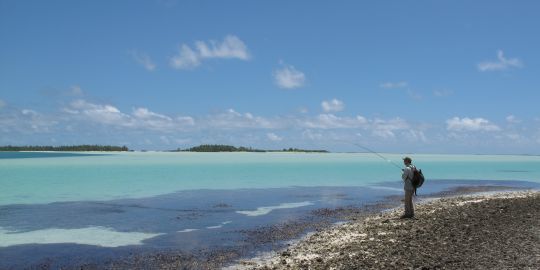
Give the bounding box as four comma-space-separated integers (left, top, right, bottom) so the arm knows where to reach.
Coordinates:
1, 152, 539, 205
1, 152, 539, 268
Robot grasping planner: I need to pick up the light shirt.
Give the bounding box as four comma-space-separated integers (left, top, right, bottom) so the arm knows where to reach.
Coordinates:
402, 164, 415, 191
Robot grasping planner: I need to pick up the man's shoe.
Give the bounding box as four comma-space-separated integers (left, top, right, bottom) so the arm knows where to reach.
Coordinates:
399, 214, 413, 219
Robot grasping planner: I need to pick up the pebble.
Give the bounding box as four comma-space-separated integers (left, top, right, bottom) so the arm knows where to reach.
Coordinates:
250, 191, 540, 270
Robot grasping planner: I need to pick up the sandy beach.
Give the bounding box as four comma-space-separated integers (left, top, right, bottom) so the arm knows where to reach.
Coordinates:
234, 190, 540, 270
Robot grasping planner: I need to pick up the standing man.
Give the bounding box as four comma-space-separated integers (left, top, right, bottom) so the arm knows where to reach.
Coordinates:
401, 157, 415, 219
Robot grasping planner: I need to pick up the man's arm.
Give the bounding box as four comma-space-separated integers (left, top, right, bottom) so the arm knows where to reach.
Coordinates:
402, 167, 410, 181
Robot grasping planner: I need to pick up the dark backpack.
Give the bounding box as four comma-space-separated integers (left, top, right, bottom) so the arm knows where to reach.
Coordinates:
411, 166, 425, 195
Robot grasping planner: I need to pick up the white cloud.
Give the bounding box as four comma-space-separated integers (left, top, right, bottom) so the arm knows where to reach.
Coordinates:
0, 109, 58, 133
446, 117, 501, 132
195, 35, 250, 60
379, 81, 408, 89
170, 44, 201, 69
133, 108, 172, 121
477, 50, 523, 72
303, 114, 368, 129
371, 118, 410, 139
321, 99, 345, 112
506, 115, 521, 124
132, 107, 176, 130
170, 35, 250, 70
274, 64, 306, 89
402, 130, 427, 143
176, 116, 195, 126
204, 108, 278, 129
433, 89, 453, 97
302, 129, 323, 140
21, 109, 38, 116
8, 99, 540, 153
267, 132, 283, 142
67, 100, 195, 131
130, 50, 156, 71
70, 100, 131, 126
0, 99, 5, 108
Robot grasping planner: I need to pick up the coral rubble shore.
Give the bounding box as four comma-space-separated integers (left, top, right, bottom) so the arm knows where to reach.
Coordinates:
237, 191, 540, 269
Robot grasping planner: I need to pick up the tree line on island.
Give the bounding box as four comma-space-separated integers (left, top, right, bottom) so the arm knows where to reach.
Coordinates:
0, 145, 129, 152
0, 144, 327, 153
177, 144, 328, 153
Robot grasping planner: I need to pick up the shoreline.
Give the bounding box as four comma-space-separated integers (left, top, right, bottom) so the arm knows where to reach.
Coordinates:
1, 185, 537, 269
101, 185, 536, 270
233, 190, 540, 269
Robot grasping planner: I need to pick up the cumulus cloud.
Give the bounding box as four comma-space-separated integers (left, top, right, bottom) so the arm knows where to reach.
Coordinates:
303, 114, 368, 129
132, 107, 177, 130
446, 117, 501, 132
64, 102, 281, 132
267, 132, 283, 141
274, 64, 306, 89
321, 99, 345, 112
0, 108, 58, 133
170, 35, 250, 69
67, 100, 194, 131
70, 99, 131, 126
130, 50, 156, 71
371, 118, 410, 138
379, 81, 408, 89
477, 50, 523, 72
204, 109, 278, 129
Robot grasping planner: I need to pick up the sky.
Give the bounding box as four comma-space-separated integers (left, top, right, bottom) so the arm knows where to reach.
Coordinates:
1, 0, 539, 154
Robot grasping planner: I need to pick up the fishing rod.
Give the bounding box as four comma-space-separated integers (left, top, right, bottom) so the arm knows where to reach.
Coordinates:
340, 140, 403, 171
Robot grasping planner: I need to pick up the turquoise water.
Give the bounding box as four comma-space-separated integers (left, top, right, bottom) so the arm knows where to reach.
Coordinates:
1, 151, 540, 268
1, 152, 539, 206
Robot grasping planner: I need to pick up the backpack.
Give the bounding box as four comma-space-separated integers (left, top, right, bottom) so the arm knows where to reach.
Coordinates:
411, 166, 425, 195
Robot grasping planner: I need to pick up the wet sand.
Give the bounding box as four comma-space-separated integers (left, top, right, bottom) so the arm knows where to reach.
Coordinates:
235, 190, 540, 269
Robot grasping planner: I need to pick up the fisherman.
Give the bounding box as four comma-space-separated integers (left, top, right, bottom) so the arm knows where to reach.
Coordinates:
401, 157, 415, 219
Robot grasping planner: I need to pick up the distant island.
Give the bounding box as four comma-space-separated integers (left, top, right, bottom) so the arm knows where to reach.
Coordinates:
0, 144, 326, 153
0, 145, 129, 152
176, 144, 328, 153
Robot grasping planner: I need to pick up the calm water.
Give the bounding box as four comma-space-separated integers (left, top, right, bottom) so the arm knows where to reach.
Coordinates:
1, 152, 539, 268
1, 152, 539, 205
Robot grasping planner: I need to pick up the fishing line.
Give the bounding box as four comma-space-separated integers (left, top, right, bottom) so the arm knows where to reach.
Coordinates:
339, 140, 403, 170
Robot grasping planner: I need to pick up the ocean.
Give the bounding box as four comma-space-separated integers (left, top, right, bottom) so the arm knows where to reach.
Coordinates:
1, 152, 539, 268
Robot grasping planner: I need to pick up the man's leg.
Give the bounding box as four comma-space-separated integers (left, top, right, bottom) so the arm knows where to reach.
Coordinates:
405, 189, 414, 217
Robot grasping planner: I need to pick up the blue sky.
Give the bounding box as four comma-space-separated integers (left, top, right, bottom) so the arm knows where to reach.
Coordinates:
1, 0, 539, 153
